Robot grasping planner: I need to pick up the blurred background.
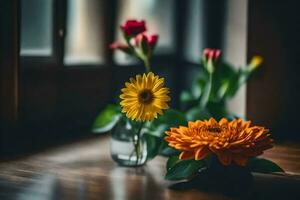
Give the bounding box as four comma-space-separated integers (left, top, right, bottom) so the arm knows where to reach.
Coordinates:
1, 0, 300, 156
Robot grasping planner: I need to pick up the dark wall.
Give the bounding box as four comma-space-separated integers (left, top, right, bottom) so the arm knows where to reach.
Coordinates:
0, 0, 20, 155
247, 0, 300, 140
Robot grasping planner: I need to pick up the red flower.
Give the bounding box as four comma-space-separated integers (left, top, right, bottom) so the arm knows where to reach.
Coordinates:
203, 48, 221, 60
121, 20, 146, 36
135, 33, 159, 49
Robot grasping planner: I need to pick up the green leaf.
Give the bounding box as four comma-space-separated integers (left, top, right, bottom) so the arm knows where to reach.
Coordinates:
144, 134, 162, 160
186, 107, 211, 121
165, 159, 206, 180
92, 104, 120, 133
191, 82, 202, 99
206, 102, 231, 120
217, 79, 230, 99
180, 90, 196, 103
159, 140, 179, 157
199, 73, 212, 108
119, 47, 134, 55
160, 146, 179, 157
145, 109, 186, 157
147, 124, 169, 137
151, 109, 187, 129
223, 74, 239, 99
166, 155, 180, 170
146, 110, 186, 138
248, 158, 284, 173
223, 62, 259, 99
210, 62, 238, 101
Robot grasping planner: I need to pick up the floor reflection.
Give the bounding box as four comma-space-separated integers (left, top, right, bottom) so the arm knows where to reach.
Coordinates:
109, 166, 164, 200
16, 174, 58, 200
0, 136, 300, 200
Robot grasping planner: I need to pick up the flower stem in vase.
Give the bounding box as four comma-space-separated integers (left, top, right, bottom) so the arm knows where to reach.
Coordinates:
132, 122, 144, 165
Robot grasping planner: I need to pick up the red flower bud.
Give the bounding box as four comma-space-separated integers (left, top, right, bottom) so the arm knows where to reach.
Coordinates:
120, 20, 146, 37
135, 33, 159, 56
148, 35, 159, 47
109, 42, 132, 54
203, 48, 221, 60
110, 42, 129, 50
135, 33, 159, 48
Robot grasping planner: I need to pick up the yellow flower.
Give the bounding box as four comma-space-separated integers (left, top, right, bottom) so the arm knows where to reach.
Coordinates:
120, 72, 170, 121
250, 56, 263, 69
165, 118, 273, 166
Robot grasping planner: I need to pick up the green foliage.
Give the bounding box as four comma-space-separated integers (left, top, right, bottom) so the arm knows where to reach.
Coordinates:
159, 141, 179, 157
165, 157, 206, 180
164, 156, 284, 181
199, 73, 212, 108
180, 90, 197, 104
166, 155, 180, 170
248, 158, 284, 173
150, 109, 187, 129
145, 109, 187, 158
144, 133, 162, 160
92, 104, 120, 133
185, 106, 211, 121
180, 59, 259, 120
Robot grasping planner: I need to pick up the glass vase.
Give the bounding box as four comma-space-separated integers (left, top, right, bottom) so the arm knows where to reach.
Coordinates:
110, 117, 147, 167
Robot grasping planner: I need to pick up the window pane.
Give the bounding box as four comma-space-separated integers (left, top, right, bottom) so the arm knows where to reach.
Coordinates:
64, 0, 105, 65
184, 0, 204, 63
20, 0, 53, 56
114, 0, 175, 65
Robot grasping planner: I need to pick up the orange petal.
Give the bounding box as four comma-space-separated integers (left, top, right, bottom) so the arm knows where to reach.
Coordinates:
208, 118, 218, 126
179, 151, 195, 160
195, 147, 210, 160
219, 118, 228, 126
217, 153, 232, 166
233, 156, 248, 166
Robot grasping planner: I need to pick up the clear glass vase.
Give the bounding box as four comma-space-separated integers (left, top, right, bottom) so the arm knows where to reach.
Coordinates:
110, 117, 147, 167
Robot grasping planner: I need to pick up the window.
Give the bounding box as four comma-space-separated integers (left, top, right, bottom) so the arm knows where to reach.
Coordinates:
18, 0, 114, 141
20, 0, 54, 56
184, 0, 204, 63
64, 0, 105, 65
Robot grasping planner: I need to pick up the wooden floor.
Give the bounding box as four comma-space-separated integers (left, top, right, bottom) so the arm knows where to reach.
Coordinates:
0, 135, 300, 200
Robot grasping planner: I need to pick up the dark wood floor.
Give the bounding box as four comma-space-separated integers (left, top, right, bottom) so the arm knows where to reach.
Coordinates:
0, 135, 300, 200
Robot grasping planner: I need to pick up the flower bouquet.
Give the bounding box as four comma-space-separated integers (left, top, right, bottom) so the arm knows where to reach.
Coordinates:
92, 20, 284, 190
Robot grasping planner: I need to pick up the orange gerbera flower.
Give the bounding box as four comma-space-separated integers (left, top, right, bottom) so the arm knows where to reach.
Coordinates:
165, 118, 273, 166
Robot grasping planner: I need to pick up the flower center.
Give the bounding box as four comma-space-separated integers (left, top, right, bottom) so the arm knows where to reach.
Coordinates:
138, 89, 154, 104
207, 126, 222, 134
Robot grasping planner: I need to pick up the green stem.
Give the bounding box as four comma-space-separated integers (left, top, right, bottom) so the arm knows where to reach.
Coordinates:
200, 73, 212, 109
129, 44, 151, 73
123, 33, 152, 73
134, 122, 144, 165
143, 57, 151, 73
